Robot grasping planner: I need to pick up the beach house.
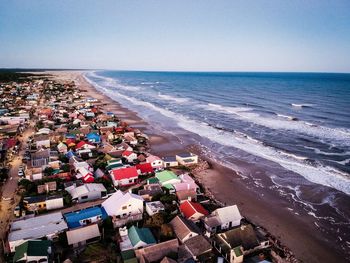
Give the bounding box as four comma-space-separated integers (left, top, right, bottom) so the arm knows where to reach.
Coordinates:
23, 194, 64, 212
86, 132, 101, 144
134, 239, 179, 263
182, 235, 213, 262
128, 226, 157, 249
122, 150, 138, 163
66, 223, 101, 248
175, 152, 198, 166
146, 154, 164, 170
110, 166, 139, 187
13, 240, 51, 263
162, 156, 179, 168
65, 182, 107, 203
169, 216, 200, 243
64, 206, 108, 229
203, 205, 243, 234
8, 212, 68, 252
136, 162, 154, 175
76, 166, 95, 183
155, 170, 181, 192
179, 200, 209, 222
102, 190, 144, 228
145, 201, 165, 216
212, 224, 270, 263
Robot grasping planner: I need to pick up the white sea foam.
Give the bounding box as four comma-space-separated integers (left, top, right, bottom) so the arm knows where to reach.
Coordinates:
87, 82, 350, 196
157, 93, 190, 103
277, 114, 298, 121
303, 146, 350, 156
86, 71, 141, 91
291, 103, 313, 108
202, 103, 350, 147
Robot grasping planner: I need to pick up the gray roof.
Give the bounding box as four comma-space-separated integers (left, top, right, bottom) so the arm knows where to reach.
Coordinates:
162, 156, 177, 162
184, 235, 212, 257
176, 152, 195, 158
9, 212, 68, 242
217, 224, 259, 251
170, 216, 200, 242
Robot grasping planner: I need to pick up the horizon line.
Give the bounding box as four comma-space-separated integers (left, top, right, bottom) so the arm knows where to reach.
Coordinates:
0, 67, 349, 74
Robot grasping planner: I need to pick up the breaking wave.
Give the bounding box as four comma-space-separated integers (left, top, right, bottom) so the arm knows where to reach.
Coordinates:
85, 73, 350, 196
157, 93, 190, 103
202, 103, 350, 147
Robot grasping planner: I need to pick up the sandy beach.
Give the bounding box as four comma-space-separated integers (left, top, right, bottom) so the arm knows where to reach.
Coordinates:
47, 70, 347, 263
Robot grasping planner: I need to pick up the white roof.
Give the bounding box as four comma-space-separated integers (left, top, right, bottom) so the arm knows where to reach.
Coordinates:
146, 201, 165, 212
179, 173, 195, 183
9, 212, 67, 242
67, 183, 106, 199
66, 224, 100, 245
102, 190, 144, 216
215, 205, 242, 224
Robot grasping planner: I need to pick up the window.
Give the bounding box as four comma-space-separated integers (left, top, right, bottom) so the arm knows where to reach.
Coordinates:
81, 196, 88, 200
122, 205, 127, 210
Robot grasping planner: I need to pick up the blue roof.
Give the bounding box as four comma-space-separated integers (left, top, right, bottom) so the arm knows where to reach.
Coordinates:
65, 133, 76, 139
87, 132, 100, 138
65, 150, 76, 159
86, 133, 101, 142
64, 207, 108, 228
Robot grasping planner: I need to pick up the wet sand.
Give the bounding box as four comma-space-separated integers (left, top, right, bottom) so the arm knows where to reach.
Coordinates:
50, 71, 347, 263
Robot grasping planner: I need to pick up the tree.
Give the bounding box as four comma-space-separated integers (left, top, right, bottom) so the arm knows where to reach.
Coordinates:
160, 194, 177, 204
61, 164, 70, 173
62, 190, 72, 206
43, 167, 54, 176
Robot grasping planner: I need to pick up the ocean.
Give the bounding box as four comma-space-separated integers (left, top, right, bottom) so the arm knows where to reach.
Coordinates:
85, 70, 350, 253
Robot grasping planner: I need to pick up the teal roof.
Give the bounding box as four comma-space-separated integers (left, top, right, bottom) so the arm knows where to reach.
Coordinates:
106, 163, 124, 170
155, 170, 178, 183
128, 226, 156, 247
121, 249, 137, 263
13, 240, 50, 262
163, 184, 175, 190
147, 177, 159, 184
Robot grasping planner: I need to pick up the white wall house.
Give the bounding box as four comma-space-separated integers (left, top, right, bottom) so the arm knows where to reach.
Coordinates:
203, 205, 242, 234
176, 152, 198, 166
146, 155, 164, 170
102, 190, 144, 228
145, 201, 165, 216
8, 212, 67, 252
65, 183, 107, 203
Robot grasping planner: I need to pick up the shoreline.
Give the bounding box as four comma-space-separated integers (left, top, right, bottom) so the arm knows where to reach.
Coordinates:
51, 71, 346, 263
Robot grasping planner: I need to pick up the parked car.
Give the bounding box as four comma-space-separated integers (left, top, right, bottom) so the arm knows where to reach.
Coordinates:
18, 170, 24, 177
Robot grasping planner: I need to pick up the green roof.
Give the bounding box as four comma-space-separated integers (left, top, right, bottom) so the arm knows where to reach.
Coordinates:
13, 240, 51, 262
69, 129, 81, 134
163, 184, 175, 190
128, 226, 156, 247
121, 249, 138, 263
147, 177, 159, 184
155, 170, 178, 184
233, 246, 242, 257
106, 163, 124, 170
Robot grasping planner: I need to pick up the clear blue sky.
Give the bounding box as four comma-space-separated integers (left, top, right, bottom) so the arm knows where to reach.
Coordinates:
1, 0, 349, 72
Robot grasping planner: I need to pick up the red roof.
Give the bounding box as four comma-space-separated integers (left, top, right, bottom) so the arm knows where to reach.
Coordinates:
5, 138, 17, 149
122, 150, 134, 157
179, 200, 209, 219
112, 167, 138, 180
75, 141, 93, 150
115, 127, 124, 133
83, 174, 95, 183
136, 163, 154, 174
65, 138, 76, 145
